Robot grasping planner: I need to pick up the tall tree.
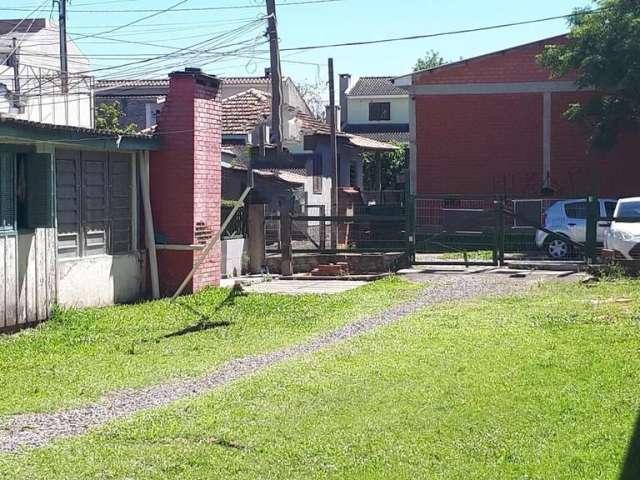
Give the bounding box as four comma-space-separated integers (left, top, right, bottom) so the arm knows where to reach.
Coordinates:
95, 101, 138, 133
538, 0, 640, 150
413, 50, 446, 72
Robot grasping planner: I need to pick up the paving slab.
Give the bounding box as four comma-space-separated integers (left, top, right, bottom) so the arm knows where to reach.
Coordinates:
243, 280, 368, 295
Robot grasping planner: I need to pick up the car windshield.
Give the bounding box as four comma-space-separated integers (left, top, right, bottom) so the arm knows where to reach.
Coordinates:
615, 202, 640, 221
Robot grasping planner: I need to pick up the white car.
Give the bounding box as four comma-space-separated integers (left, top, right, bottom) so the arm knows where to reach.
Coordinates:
535, 198, 618, 259
604, 197, 640, 260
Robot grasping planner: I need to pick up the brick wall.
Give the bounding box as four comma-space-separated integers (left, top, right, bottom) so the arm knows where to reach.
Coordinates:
413, 36, 640, 198
150, 69, 222, 296
414, 35, 571, 85
416, 93, 543, 195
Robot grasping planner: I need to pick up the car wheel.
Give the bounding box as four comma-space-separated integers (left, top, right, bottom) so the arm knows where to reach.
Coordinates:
547, 238, 571, 259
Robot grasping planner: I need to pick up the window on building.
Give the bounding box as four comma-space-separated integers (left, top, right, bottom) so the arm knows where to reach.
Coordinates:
0, 150, 55, 235
564, 201, 587, 219
369, 102, 391, 121
312, 154, 323, 194
0, 152, 16, 233
56, 150, 133, 259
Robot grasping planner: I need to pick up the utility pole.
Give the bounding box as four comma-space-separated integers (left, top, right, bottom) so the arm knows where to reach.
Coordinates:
58, 0, 69, 94
266, 0, 284, 155
328, 58, 339, 249
9, 38, 20, 108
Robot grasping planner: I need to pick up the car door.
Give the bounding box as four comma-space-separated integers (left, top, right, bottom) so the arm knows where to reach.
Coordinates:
563, 200, 587, 242
599, 200, 617, 242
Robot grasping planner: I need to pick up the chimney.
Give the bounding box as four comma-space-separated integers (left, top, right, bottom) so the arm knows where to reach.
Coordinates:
150, 67, 222, 295
326, 105, 341, 132
339, 74, 351, 129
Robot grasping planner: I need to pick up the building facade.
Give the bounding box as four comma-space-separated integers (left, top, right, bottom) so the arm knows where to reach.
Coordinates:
395, 35, 640, 198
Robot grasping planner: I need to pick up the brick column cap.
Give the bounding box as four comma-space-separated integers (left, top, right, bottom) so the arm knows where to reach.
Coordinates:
169, 67, 221, 89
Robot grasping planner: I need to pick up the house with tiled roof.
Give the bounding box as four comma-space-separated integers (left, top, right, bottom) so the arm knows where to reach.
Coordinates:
339, 75, 410, 144
219, 87, 398, 217
95, 71, 311, 130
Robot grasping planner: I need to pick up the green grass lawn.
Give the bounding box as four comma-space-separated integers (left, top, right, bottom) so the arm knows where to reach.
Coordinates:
2, 279, 639, 479
0, 277, 420, 416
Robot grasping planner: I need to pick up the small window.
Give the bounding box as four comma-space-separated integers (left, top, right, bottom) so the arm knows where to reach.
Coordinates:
312, 154, 322, 194
0, 152, 16, 233
604, 201, 617, 220
564, 201, 587, 219
369, 102, 391, 121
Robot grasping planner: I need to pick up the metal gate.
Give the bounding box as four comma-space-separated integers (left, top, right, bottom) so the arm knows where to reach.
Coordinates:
410, 194, 602, 266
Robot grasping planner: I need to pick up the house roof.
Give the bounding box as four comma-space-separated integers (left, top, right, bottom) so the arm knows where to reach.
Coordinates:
354, 131, 410, 144
348, 77, 408, 96
96, 76, 274, 91
394, 34, 568, 84
222, 89, 272, 136
0, 115, 160, 150
0, 19, 48, 34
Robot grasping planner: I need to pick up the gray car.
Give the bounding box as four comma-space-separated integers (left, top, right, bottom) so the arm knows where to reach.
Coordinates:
535, 199, 617, 258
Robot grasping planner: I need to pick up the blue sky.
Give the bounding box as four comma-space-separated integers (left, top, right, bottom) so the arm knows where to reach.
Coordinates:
9, 0, 594, 83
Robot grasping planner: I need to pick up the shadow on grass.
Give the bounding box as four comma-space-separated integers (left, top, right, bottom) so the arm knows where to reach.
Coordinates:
161, 285, 248, 340
620, 411, 640, 480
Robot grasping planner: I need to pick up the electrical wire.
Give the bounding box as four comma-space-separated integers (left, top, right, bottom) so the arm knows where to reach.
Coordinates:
1, 0, 342, 13
279, 8, 607, 51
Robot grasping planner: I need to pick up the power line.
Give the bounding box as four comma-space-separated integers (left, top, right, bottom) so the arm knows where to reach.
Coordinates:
280, 8, 606, 52
0, 0, 342, 13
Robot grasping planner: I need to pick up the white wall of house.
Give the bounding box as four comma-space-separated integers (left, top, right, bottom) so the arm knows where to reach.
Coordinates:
57, 253, 146, 308
0, 20, 94, 128
347, 96, 410, 125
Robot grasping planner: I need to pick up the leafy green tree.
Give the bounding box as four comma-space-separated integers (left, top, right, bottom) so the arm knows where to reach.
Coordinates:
413, 50, 446, 72
95, 101, 138, 133
363, 142, 409, 190
538, 0, 640, 150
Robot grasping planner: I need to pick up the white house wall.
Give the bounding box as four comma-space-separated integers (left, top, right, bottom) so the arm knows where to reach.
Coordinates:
57, 252, 146, 308
347, 96, 410, 125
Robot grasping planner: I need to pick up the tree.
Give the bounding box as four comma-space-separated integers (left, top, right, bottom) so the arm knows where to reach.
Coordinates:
297, 80, 327, 120
537, 0, 640, 151
362, 142, 409, 190
95, 101, 138, 133
413, 50, 446, 72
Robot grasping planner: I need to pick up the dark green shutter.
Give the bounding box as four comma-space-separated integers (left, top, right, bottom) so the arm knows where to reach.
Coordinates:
24, 153, 55, 229
82, 152, 108, 256
0, 152, 16, 233
109, 153, 132, 254
56, 151, 82, 258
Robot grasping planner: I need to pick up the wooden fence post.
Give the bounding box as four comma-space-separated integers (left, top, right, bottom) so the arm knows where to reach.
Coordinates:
247, 204, 266, 274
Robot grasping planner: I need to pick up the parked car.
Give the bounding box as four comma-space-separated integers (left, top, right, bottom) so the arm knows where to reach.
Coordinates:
535, 198, 618, 259
604, 197, 640, 260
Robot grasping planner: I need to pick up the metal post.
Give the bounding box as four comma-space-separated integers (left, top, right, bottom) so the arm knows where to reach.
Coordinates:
280, 200, 293, 276
494, 200, 505, 266
586, 195, 598, 263
328, 58, 339, 249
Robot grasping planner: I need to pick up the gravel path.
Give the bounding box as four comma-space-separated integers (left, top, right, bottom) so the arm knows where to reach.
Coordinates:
0, 271, 568, 453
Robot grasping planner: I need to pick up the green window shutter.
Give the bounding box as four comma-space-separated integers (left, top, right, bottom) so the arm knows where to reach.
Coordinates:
82, 152, 108, 256
56, 151, 82, 258
0, 152, 16, 233
108, 153, 132, 254
24, 153, 55, 229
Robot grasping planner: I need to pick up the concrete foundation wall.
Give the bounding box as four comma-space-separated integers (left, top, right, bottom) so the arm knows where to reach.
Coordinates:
221, 238, 247, 278
57, 253, 146, 308
267, 252, 407, 275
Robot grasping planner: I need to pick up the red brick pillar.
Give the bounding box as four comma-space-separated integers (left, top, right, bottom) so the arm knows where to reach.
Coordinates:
150, 68, 222, 296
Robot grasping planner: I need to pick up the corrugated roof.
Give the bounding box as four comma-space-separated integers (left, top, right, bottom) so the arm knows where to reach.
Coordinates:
0, 115, 154, 139
348, 76, 408, 96
222, 89, 272, 136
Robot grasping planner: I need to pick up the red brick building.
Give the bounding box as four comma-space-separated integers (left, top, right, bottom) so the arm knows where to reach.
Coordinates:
395, 35, 640, 198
